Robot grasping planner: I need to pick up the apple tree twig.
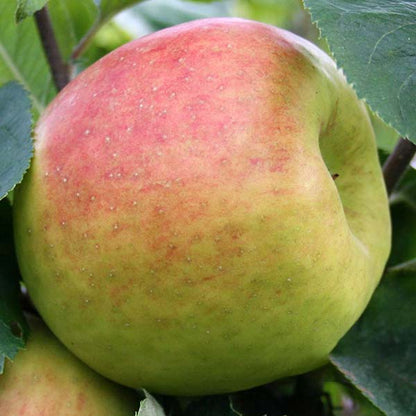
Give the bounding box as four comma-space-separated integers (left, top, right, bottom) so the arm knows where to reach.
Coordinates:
382, 137, 416, 195
34, 6, 70, 91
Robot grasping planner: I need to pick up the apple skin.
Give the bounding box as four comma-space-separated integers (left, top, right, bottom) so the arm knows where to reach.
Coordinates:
13, 18, 391, 395
0, 315, 138, 415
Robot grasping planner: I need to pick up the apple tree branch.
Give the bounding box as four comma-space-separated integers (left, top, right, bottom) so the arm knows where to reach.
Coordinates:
34, 6, 70, 91
383, 137, 416, 195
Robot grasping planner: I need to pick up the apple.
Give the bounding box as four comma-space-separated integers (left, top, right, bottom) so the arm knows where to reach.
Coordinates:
0, 315, 138, 415
13, 18, 391, 395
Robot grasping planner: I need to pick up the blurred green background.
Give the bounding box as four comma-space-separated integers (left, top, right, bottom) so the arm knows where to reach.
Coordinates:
85, 0, 320, 70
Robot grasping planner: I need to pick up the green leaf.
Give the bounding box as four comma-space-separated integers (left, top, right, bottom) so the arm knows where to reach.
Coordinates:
0, 1, 55, 117
138, 391, 166, 416
303, 0, 416, 144
330, 267, 416, 416
388, 167, 416, 266
15, 0, 49, 23
0, 199, 28, 374
0, 82, 33, 200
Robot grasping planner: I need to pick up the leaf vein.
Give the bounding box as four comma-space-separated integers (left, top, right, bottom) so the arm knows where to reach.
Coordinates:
368, 22, 416, 65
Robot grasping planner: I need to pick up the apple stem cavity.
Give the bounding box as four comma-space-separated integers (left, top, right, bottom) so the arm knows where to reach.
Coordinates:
34, 6, 70, 91
383, 137, 416, 195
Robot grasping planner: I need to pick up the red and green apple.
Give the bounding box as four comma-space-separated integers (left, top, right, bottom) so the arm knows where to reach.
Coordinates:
13, 18, 391, 395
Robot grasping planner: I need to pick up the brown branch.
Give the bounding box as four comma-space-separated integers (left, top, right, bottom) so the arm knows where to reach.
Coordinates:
383, 137, 416, 195
34, 6, 70, 91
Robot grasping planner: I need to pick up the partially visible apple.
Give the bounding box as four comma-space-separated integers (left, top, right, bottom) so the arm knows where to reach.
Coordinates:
0, 315, 138, 415
13, 18, 391, 395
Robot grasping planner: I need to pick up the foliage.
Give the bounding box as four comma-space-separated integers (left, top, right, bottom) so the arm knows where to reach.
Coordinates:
303, 0, 416, 144
0, 82, 32, 200
0, 1, 56, 117
0, 199, 28, 373
389, 168, 416, 265
16, 0, 49, 23
137, 391, 167, 416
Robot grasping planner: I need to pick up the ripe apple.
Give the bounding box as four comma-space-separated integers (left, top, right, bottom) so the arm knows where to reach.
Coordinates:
0, 315, 138, 415
13, 18, 391, 395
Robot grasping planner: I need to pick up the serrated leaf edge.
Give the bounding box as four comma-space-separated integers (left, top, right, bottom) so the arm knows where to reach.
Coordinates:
0, 81, 34, 201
